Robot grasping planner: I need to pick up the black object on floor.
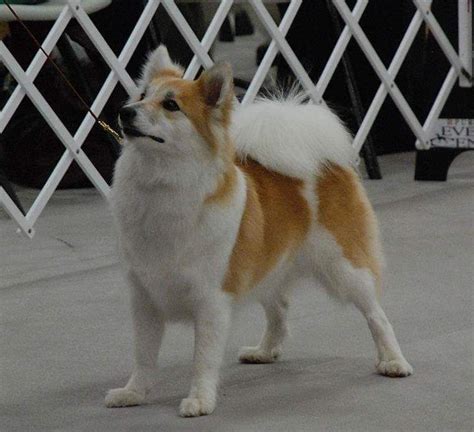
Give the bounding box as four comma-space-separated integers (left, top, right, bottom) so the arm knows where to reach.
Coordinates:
415, 148, 472, 181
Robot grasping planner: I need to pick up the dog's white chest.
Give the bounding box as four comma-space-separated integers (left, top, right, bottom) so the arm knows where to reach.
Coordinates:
111, 169, 244, 317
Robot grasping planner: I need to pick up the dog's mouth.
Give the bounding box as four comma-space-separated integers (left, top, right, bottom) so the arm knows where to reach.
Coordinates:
122, 127, 165, 143
122, 127, 145, 138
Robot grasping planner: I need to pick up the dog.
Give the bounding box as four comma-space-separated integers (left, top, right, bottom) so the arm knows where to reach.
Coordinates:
106, 45, 413, 417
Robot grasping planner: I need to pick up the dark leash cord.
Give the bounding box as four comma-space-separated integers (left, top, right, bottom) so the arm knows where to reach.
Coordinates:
3, 0, 123, 144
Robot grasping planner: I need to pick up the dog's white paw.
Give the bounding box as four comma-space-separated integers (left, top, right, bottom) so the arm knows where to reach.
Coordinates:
105, 388, 145, 408
377, 357, 413, 377
239, 345, 282, 364
179, 396, 216, 417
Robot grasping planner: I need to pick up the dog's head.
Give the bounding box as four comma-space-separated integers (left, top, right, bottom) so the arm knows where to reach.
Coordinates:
119, 45, 234, 164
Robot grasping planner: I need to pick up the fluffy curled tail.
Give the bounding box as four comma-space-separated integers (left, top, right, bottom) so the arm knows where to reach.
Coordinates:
231, 92, 356, 179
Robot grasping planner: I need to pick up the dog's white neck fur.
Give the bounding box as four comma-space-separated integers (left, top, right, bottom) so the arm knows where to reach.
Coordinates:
111, 134, 244, 268
117, 143, 212, 190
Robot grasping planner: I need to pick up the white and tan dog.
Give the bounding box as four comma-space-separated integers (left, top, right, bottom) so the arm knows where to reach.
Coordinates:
106, 46, 412, 417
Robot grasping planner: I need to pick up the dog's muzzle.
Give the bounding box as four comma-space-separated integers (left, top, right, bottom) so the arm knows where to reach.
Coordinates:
119, 106, 165, 143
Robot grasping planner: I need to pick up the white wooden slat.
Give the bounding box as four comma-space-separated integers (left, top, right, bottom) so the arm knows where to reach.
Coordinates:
0, 188, 34, 237
413, 0, 468, 78
353, 5, 428, 153
457, 0, 473, 87
248, 0, 324, 104
0, 6, 72, 132
0, 44, 111, 197
162, 0, 215, 70
184, 0, 234, 80
242, 0, 302, 105
27, 0, 162, 227
68, 0, 137, 94
332, 0, 431, 148
415, 67, 458, 149
315, 0, 367, 101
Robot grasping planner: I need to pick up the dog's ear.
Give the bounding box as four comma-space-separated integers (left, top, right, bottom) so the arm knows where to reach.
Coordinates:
198, 63, 234, 107
141, 45, 183, 82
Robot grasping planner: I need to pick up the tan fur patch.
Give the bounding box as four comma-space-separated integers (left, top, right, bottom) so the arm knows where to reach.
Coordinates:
151, 77, 233, 158
223, 159, 311, 296
151, 68, 183, 80
205, 166, 238, 205
316, 164, 381, 284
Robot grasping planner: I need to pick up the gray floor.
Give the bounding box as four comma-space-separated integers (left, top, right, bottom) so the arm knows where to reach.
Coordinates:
1, 152, 473, 432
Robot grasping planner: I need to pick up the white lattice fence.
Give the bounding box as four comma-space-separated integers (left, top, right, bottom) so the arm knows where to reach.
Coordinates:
0, 0, 472, 237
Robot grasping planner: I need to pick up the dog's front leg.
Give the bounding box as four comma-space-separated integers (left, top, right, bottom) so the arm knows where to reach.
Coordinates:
179, 297, 231, 417
105, 271, 165, 408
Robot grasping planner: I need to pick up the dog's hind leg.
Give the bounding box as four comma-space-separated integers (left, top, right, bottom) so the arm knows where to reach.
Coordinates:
239, 289, 290, 364
313, 165, 412, 376
312, 242, 413, 377
105, 271, 165, 407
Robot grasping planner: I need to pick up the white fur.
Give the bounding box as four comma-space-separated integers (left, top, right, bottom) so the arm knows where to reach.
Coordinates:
108, 142, 247, 416
105, 47, 412, 417
141, 45, 183, 84
232, 95, 356, 179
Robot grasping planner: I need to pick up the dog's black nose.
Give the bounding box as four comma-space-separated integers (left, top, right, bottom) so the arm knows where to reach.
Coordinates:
119, 106, 137, 124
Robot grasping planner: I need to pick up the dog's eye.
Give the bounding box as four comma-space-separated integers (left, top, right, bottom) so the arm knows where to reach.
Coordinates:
162, 99, 180, 112
139, 92, 146, 101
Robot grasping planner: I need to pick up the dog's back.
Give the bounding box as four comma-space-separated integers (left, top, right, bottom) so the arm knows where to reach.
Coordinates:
225, 95, 382, 299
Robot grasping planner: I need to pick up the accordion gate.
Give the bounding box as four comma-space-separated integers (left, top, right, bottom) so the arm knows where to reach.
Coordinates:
0, 0, 472, 238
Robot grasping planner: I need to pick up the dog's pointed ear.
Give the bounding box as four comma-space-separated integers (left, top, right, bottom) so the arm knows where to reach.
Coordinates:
198, 63, 233, 107
141, 45, 183, 82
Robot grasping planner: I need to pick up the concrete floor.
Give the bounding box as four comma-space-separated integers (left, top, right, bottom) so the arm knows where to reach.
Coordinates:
1, 152, 473, 432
